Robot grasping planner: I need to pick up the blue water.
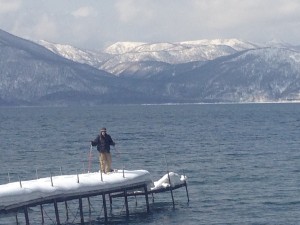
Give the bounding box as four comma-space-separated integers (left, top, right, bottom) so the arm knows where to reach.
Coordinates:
0, 103, 300, 225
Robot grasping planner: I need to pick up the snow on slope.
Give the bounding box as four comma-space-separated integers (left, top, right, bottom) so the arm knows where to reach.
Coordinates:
101, 39, 257, 63
104, 39, 257, 54
38, 40, 109, 68
179, 38, 258, 51
98, 39, 257, 75
104, 41, 146, 54
39, 39, 257, 76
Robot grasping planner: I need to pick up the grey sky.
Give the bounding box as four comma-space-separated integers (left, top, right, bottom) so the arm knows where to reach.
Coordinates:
1, 0, 300, 50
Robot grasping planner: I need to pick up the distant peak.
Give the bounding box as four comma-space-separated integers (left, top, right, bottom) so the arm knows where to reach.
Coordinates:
178, 38, 257, 51
104, 42, 146, 54
103, 38, 257, 54
265, 39, 291, 48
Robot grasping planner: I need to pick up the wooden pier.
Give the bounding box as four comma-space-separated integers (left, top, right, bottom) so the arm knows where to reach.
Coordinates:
0, 170, 189, 224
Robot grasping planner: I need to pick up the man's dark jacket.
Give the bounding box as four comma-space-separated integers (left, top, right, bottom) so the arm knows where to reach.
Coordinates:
91, 134, 115, 153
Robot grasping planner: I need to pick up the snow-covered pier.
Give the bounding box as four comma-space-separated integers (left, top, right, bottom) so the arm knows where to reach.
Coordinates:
0, 170, 188, 224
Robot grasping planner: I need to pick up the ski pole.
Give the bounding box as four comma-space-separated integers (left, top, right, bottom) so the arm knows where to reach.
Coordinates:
113, 145, 121, 158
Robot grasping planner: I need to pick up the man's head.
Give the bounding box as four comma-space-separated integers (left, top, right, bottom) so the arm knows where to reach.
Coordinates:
100, 127, 107, 134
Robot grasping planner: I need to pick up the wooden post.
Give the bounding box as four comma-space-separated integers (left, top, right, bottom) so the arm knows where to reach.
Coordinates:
24, 206, 30, 225
164, 155, 175, 207
50, 172, 54, 187
184, 180, 190, 202
144, 184, 150, 213
100, 169, 103, 181
18, 176, 22, 188
36, 168, 39, 180
124, 189, 129, 217
109, 193, 113, 209
167, 172, 175, 207
15, 212, 19, 225
7, 172, 11, 183
40, 205, 44, 224
102, 194, 108, 223
54, 200, 60, 225
79, 197, 84, 224
65, 201, 69, 221
88, 197, 92, 216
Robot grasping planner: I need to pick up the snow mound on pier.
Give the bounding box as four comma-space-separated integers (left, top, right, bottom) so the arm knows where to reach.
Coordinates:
152, 172, 187, 190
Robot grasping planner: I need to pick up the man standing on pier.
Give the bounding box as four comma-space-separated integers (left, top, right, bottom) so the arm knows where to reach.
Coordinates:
91, 128, 115, 174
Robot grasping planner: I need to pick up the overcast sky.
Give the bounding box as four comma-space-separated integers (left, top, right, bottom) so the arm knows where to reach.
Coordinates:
1, 0, 300, 50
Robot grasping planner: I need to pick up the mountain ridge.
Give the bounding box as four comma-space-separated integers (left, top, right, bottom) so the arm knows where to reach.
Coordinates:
1, 29, 300, 106
40, 38, 258, 76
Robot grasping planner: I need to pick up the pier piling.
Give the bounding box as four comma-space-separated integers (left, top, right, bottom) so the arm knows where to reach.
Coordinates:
109, 193, 113, 209
40, 205, 44, 223
124, 189, 129, 217
15, 213, 18, 225
102, 194, 108, 223
79, 197, 84, 224
53, 200, 60, 225
184, 180, 189, 202
64, 201, 69, 221
88, 197, 92, 216
144, 184, 150, 213
23, 206, 29, 225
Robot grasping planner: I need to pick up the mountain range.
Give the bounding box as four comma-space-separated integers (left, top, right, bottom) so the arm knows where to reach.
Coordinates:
1, 28, 300, 106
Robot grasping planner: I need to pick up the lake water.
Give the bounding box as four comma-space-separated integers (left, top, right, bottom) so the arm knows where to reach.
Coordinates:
0, 103, 299, 225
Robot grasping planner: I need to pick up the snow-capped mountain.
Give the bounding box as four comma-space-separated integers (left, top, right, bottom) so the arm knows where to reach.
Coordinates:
1, 28, 300, 105
179, 39, 259, 51
104, 38, 257, 55
104, 41, 147, 54
100, 42, 236, 75
40, 39, 258, 76
38, 40, 109, 69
